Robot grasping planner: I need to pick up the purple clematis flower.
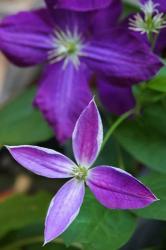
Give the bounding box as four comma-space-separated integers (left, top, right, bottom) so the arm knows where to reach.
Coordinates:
0, 2, 163, 142
6, 100, 157, 244
45, 0, 112, 11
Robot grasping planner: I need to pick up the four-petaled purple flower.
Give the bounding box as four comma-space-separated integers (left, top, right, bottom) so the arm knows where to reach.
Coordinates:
6, 100, 157, 245
0, 1, 163, 143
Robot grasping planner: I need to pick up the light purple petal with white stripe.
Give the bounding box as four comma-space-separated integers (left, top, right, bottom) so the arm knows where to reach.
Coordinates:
86, 166, 157, 209
72, 100, 103, 168
44, 178, 85, 244
6, 145, 76, 178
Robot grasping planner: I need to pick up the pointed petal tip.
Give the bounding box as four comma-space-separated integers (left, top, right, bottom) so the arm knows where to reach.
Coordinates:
87, 97, 96, 108
43, 241, 47, 247
150, 193, 159, 202
143, 185, 159, 204
5, 145, 13, 152
43, 237, 52, 246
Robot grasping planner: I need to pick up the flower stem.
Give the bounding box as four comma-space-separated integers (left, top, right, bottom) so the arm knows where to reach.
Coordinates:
116, 141, 125, 170
101, 109, 135, 151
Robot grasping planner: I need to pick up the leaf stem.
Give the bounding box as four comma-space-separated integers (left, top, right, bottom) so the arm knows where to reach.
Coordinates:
101, 109, 135, 151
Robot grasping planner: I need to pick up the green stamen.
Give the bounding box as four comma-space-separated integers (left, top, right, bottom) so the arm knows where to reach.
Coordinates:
72, 166, 88, 181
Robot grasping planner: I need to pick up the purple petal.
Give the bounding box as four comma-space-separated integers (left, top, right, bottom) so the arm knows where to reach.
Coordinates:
155, 27, 166, 55
0, 9, 54, 66
48, 9, 90, 35
45, 0, 112, 11
89, 0, 123, 34
6, 145, 76, 178
44, 178, 85, 244
34, 62, 92, 143
83, 28, 163, 86
97, 78, 136, 115
140, 0, 166, 12
86, 166, 157, 209
72, 100, 103, 168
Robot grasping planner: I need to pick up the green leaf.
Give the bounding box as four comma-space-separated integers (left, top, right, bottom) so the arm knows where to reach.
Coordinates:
123, 2, 139, 17
63, 190, 136, 250
0, 225, 79, 250
133, 172, 166, 221
0, 87, 53, 145
143, 103, 166, 137
115, 117, 166, 173
26, 243, 78, 250
133, 85, 166, 107
148, 67, 166, 92
0, 192, 51, 238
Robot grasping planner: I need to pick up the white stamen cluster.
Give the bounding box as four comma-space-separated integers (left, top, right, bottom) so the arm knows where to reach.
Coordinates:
48, 27, 84, 69
129, 0, 166, 34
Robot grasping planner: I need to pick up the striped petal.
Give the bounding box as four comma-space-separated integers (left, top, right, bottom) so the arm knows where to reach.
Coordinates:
72, 100, 103, 168
6, 145, 76, 178
86, 165, 157, 209
44, 178, 85, 244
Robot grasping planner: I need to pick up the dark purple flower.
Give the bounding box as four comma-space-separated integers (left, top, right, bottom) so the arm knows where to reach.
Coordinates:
0, 3, 162, 142
6, 100, 157, 244
45, 0, 112, 11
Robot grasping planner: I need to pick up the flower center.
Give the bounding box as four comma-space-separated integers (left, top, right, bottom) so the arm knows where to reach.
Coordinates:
48, 28, 84, 68
72, 166, 88, 181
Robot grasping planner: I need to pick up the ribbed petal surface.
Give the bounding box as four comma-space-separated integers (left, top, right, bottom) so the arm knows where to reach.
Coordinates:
87, 166, 157, 209
72, 100, 103, 168
44, 178, 85, 244
6, 145, 76, 178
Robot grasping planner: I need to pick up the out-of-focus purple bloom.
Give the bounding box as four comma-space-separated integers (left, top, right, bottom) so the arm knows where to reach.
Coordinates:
0, 3, 162, 142
141, 0, 166, 12
6, 100, 157, 244
129, 0, 166, 35
45, 0, 112, 11
128, 0, 166, 56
